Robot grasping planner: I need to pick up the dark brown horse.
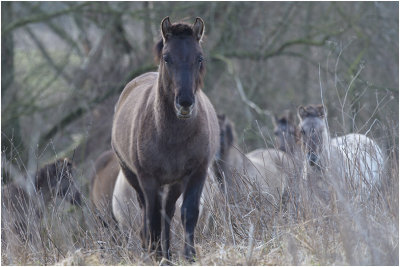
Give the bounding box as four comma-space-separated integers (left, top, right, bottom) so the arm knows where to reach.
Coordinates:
111, 17, 219, 260
2, 158, 81, 242
273, 109, 300, 154
89, 150, 120, 228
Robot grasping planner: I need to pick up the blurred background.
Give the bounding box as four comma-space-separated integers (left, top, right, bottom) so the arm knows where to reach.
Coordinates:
1, 1, 398, 190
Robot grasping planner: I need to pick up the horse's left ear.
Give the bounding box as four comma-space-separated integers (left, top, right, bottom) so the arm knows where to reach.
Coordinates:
193, 17, 204, 42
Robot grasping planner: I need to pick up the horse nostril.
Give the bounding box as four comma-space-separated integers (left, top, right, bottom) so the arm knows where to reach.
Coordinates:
179, 100, 193, 108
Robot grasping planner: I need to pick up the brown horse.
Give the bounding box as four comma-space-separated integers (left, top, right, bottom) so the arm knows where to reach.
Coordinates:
2, 158, 81, 242
111, 17, 219, 260
89, 150, 120, 228
273, 109, 300, 154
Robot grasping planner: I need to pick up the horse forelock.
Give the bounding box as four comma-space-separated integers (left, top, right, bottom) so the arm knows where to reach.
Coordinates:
154, 22, 197, 63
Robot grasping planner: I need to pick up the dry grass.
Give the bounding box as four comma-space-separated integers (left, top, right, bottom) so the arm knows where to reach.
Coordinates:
2, 136, 398, 266
1, 112, 398, 266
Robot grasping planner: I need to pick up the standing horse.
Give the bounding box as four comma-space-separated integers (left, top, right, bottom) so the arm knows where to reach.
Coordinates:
89, 150, 120, 228
298, 104, 384, 193
111, 17, 219, 260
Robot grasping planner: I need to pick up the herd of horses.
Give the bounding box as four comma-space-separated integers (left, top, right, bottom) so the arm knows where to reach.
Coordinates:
2, 17, 385, 263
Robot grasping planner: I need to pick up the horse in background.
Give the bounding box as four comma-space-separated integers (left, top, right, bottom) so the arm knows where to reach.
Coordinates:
298, 104, 384, 194
111, 17, 219, 260
214, 114, 294, 210
89, 150, 120, 228
273, 109, 300, 154
2, 158, 81, 245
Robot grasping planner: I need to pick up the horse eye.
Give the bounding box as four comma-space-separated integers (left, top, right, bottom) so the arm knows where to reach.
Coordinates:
163, 55, 170, 64
301, 128, 305, 135
198, 56, 203, 64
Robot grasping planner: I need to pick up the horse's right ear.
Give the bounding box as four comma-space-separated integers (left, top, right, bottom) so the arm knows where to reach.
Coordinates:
298, 105, 307, 119
161, 16, 172, 42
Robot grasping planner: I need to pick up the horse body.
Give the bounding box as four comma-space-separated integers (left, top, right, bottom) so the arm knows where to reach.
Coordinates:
298, 104, 384, 192
89, 150, 120, 227
111, 17, 219, 260
215, 115, 293, 207
331, 133, 384, 190
2, 159, 81, 245
112, 169, 141, 233
244, 148, 293, 205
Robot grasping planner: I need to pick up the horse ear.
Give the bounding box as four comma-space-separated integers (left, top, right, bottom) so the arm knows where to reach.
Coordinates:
317, 105, 325, 118
193, 17, 204, 42
161, 16, 172, 42
298, 105, 307, 119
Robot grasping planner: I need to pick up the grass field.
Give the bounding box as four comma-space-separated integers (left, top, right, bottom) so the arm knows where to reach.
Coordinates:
1, 122, 398, 266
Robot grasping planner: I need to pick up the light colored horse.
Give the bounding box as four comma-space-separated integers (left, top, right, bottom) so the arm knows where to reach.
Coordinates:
298, 104, 384, 193
214, 115, 294, 209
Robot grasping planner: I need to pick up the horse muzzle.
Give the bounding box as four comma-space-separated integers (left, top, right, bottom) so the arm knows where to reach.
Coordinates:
175, 102, 194, 119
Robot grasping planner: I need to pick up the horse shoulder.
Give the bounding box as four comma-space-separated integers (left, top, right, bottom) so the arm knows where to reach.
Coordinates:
112, 73, 157, 173
114, 72, 158, 114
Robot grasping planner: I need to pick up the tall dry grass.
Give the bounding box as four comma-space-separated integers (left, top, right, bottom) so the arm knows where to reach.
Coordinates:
1, 115, 398, 265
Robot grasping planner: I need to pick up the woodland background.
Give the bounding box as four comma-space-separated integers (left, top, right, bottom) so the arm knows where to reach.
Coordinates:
1, 2, 399, 265
2, 2, 398, 185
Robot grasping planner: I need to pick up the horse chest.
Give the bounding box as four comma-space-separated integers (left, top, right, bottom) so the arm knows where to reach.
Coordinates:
139, 140, 206, 184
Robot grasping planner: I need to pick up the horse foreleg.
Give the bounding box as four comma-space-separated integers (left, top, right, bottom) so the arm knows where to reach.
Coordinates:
142, 183, 162, 257
181, 169, 207, 261
161, 184, 182, 260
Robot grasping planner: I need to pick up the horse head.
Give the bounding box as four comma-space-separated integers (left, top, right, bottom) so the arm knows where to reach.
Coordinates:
155, 17, 206, 119
298, 104, 327, 167
273, 109, 299, 153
